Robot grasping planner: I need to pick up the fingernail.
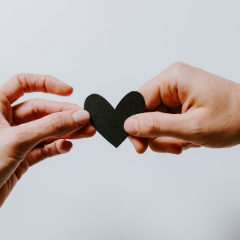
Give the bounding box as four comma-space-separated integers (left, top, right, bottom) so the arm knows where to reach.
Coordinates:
125, 118, 138, 134
72, 110, 90, 125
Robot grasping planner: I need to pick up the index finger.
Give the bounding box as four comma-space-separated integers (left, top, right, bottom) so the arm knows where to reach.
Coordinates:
138, 63, 191, 111
138, 76, 162, 111
0, 74, 73, 103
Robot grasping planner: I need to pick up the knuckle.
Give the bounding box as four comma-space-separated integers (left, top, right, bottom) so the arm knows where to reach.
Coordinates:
167, 62, 189, 79
142, 114, 159, 135
41, 146, 52, 158
49, 113, 66, 132
13, 73, 31, 93
53, 141, 61, 155
11, 73, 22, 80
29, 99, 42, 120
169, 61, 186, 70
43, 75, 53, 91
44, 74, 52, 79
42, 142, 61, 159
52, 141, 61, 155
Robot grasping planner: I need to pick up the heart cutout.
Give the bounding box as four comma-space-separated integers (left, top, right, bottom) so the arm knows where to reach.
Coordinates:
84, 91, 145, 148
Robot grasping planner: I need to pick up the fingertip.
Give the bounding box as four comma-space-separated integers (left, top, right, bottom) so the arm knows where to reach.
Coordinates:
61, 84, 73, 96
66, 86, 74, 96
83, 124, 97, 138
166, 147, 182, 155
72, 110, 90, 125
149, 137, 182, 155
58, 139, 73, 154
46, 75, 74, 96
128, 136, 148, 154
61, 123, 96, 139
124, 117, 139, 135
137, 76, 161, 110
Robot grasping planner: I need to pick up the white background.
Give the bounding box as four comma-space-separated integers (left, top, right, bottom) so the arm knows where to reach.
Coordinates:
0, 1, 240, 239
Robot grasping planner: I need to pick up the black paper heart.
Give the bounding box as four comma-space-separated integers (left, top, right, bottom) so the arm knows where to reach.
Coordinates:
84, 91, 145, 148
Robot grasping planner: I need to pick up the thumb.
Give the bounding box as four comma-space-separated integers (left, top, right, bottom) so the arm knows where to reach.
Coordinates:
12, 109, 90, 152
124, 111, 199, 142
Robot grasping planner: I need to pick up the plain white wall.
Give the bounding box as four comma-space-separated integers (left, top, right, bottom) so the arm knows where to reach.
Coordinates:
0, 0, 240, 239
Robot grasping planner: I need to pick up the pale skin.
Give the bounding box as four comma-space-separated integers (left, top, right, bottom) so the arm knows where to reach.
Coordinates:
0, 74, 96, 207
124, 62, 240, 154
1, 62, 240, 206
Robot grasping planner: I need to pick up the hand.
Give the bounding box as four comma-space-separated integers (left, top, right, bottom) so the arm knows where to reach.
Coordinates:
124, 62, 240, 154
0, 74, 96, 206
